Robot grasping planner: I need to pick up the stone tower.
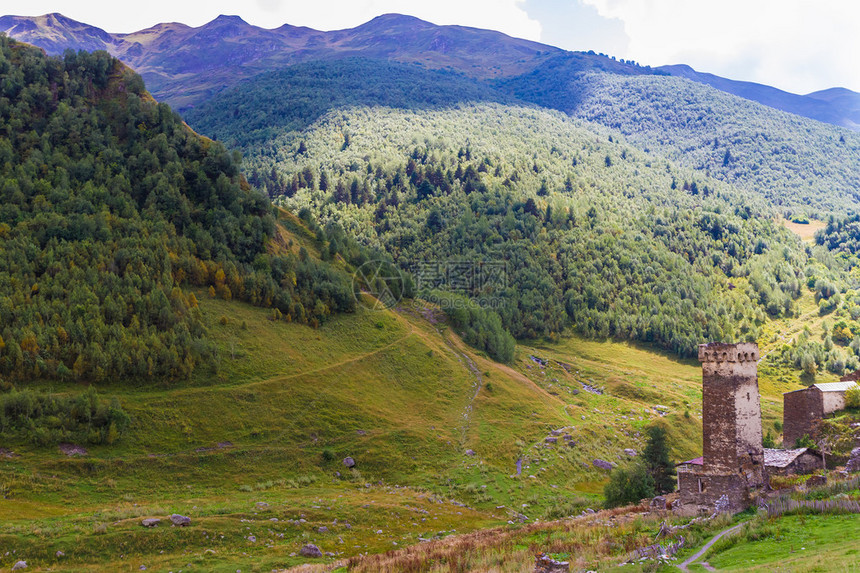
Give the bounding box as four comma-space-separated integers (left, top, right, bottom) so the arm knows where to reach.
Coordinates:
698, 342, 765, 486
677, 342, 766, 515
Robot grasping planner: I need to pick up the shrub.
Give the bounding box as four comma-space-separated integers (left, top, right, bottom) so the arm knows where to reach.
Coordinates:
604, 462, 655, 508
0, 387, 130, 446
846, 384, 860, 408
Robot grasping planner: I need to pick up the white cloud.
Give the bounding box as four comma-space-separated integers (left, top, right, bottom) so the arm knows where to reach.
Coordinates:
582, 0, 860, 93
15, 0, 541, 41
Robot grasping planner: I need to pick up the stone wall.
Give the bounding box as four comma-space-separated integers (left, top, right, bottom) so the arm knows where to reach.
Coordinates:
677, 471, 751, 515
783, 388, 823, 447
768, 451, 824, 476
821, 390, 847, 415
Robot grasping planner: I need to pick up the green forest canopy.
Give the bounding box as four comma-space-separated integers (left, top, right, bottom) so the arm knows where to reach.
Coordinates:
0, 38, 362, 384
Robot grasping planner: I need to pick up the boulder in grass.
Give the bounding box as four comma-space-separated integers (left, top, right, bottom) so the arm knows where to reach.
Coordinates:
169, 514, 191, 526
141, 518, 161, 527
299, 543, 323, 558
592, 459, 614, 470
12, 561, 27, 570
343, 457, 356, 468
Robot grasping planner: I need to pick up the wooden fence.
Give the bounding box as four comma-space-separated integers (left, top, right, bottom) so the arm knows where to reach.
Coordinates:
764, 497, 860, 517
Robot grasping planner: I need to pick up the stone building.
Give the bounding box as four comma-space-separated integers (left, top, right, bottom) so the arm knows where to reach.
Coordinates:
677, 342, 766, 515
763, 447, 824, 476
677, 448, 823, 480
782, 381, 857, 447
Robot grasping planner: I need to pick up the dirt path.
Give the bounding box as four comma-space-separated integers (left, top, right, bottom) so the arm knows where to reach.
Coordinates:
677, 522, 745, 571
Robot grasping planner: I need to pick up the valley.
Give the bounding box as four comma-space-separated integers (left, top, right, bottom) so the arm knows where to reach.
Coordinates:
0, 9, 859, 572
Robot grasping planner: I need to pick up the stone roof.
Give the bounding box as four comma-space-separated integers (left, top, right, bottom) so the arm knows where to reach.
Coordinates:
763, 448, 817, 468
813, 381, 858, 393
675, 456, 703, 467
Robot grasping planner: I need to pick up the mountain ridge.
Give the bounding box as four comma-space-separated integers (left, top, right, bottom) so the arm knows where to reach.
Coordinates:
0, 12, 561, 111
658, 63, 860, 130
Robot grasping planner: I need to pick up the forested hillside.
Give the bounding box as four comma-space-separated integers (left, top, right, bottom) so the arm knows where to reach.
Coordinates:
185, 59, 509, 151
533, 72, 860, 215
0, 38, 360, 384
240, 101, 810, 357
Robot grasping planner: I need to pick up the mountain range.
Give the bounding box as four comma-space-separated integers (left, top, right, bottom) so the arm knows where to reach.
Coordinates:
2, 11, 859, 131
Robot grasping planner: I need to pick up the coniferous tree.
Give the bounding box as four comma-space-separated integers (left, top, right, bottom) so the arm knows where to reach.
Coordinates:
643, 425, 676, 494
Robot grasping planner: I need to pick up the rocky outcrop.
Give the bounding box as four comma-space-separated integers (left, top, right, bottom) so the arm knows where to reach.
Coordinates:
534, 553, 569, 572
299, 543, 323, 558
846, 447, 860, 472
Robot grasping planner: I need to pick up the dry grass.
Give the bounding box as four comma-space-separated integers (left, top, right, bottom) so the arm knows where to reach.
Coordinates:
280, 504, 673, 573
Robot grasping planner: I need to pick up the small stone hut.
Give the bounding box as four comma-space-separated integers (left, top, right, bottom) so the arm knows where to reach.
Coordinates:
783, 381, 857, 447
763, 447, 824, 476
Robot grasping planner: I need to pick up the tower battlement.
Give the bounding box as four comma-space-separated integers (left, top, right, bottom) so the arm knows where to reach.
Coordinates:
698, 342, 758, 364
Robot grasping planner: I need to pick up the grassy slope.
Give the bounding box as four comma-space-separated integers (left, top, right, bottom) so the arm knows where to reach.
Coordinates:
1, 282, 832, 571
0, 222, 842, 572
691, 514, 860, 572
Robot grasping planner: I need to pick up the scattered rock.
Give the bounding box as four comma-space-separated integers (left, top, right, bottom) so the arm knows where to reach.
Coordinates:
534, 552, 569, 573
299, 544, 323, 558
11, 561, 27, 571
624, 448, 638, 457
356, 429, 367, 436
58, 443, 87, 456
255, 502, 269, 509
545, 437, 557, 444
592, 459, 614, 470
169, 514, 191, 527
580, 381, 603, 395
550, 429, 563, 436
566, 441, 576, 447
55, 551, 64, 558
0, 448, 18, 458
846, 447, 860, 473
247, 535, 256, 542
139, 566, 147, 571
465, 449, 476, 456
216, 441, 233, 448
141, 518, 161, 528
806, 474, 827, 488
343, 457, 356, 468
317, 526, 329, 533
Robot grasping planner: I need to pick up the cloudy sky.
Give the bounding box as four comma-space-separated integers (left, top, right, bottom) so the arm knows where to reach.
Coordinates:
9, 0, 860, 94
